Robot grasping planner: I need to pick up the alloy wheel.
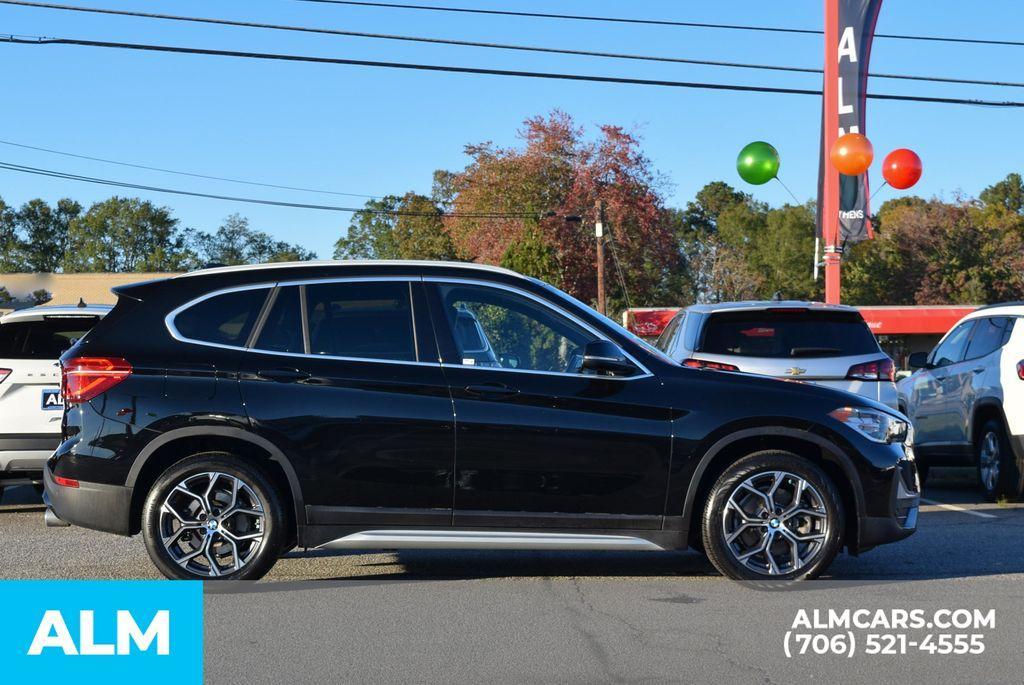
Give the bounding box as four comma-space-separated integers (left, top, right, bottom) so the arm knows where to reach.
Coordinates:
158, 472, 266, 577
722, 470, 829, 576
979, 431, 1000, 493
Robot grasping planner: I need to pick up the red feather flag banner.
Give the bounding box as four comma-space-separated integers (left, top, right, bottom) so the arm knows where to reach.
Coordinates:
817, 0, 884, 303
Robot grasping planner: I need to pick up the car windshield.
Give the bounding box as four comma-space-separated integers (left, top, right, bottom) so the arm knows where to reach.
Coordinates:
0, 316, 101, 359
699, 309, 878, 359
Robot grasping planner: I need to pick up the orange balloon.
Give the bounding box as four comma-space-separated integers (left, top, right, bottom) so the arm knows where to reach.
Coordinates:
830, 133, 874, 176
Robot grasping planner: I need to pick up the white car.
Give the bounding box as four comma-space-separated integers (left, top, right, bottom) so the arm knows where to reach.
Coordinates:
899, 303, 1023, 499
0, 303, 110, 499
655, 301, 898, 409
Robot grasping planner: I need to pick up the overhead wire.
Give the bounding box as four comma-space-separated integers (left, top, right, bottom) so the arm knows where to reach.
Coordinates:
0, 160, 542, 218
294, 0, 1024, 48
4, 35, 1024, 108
1, 2, 1021, 89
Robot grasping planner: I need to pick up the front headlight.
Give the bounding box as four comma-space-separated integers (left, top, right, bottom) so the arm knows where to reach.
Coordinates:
829, 406, 909, 444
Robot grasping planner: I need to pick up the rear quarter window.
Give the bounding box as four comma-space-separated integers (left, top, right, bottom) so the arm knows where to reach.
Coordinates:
699, 310, 879, 358
173, 288, 270, 347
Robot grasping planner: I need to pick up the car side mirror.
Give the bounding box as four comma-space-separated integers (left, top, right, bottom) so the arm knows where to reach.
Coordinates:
581, 340, 638, 377
907, 351, 930, 370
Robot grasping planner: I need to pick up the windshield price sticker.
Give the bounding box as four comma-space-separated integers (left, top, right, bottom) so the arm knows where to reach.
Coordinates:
783, 609, 994, 658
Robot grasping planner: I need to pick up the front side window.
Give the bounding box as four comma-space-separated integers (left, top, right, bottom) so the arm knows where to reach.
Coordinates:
174, 288, 269, 347
931, 321, 974, 367
437, 284, 595, 373
305, 281, 416, 361
964, 317, 1009, 360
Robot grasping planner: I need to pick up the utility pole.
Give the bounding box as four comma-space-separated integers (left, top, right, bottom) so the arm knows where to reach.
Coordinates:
595, 199, 606, 315
822, 0, 842, 304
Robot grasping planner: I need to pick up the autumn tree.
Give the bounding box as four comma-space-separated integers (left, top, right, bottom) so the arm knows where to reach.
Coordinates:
443, 111, 681, 312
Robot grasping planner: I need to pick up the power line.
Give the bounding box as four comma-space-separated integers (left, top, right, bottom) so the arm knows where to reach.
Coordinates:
2, 1, 1021, 89
5, 35, 1024, 108
0, 160, 540, 218
296, 0, 1024, 48
0, 139, 382, 199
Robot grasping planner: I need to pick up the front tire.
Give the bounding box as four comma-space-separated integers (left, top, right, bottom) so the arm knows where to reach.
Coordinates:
141, 452, 287, 580
976, 419, 1023, 501
702, 451, 844, 581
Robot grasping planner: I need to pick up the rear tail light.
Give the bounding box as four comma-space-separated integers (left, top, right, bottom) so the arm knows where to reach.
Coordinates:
61, 357, 132, 404
53, 475, 80, 488
0, 368, 10, 384
847, 358, 895, 382
683, 359, 740, 372
1017, 360, 1024, 380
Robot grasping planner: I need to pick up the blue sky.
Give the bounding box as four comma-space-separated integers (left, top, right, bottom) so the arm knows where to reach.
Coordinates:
1, 0, 1021, 259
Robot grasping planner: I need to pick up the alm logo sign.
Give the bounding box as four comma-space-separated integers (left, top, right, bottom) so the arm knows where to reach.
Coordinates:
0, 581, 202, 683
28, 609, 170, 655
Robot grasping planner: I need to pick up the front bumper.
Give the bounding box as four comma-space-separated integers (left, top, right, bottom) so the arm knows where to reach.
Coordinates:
857, 456, 920, 552
43, 465, 133, 536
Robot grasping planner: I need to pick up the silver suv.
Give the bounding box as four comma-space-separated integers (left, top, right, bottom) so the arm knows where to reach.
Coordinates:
898, 304, 1023, 499
0, 303, 110, 499
656, 301, 897, 409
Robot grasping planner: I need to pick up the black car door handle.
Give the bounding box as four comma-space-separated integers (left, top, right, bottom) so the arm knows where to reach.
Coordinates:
257, 368, 311, 383
464, 383, 519, 398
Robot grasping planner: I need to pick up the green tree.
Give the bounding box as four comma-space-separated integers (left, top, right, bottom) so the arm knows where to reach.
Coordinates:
0, 286, 12, 306
16, 198, 82, 272
0, 196, 25, 272
979, 172, 1023, 214
64, 197, 196, 272
334, 193, 455, 261
30, 289, 52, 305
195, 214, 316, 266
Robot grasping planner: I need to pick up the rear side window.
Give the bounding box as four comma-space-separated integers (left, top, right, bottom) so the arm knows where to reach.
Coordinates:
699, 310, 878, 358
254, 287, 305, 354
0, 316, 100, 359
174, 288, 270, 347
305, 281, 416, 361
965, 317, 1009, 360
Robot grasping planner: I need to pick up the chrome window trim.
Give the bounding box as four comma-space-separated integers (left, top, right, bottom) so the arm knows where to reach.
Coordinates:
165, 274, 656, 379
165, 277, 434, 367
165, 283, 274, 353
425, 276, 654, 380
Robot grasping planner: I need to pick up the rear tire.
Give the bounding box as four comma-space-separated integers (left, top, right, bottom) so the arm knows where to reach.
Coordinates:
976, 419, 1023, 501
702, 451, 844, 581
141, 452, 287, 580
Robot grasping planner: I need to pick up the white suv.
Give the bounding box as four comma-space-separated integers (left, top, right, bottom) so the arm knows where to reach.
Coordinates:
0, 303, 110, 499
898, 304, 1023, 500
655, 301, 898, 409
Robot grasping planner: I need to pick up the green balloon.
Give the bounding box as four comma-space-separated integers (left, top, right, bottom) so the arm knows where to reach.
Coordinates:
736, 141, 780, 185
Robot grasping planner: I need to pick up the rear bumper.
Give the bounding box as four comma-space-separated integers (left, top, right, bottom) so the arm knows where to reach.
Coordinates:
43, 465, 133, 536
0, 434, 58, 477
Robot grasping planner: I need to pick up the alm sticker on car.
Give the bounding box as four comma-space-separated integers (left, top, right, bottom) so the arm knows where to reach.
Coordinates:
41, 388, 63, 411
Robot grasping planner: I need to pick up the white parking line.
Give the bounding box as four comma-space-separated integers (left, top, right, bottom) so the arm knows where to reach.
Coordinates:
920, 498, 997, 519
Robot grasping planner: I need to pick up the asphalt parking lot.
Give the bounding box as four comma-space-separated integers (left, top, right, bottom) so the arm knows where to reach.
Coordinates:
2, 468, 1023, 684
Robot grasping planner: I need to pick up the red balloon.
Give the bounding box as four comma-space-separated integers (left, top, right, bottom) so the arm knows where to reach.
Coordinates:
882, 148, 923, 190
830, 133, 874, 176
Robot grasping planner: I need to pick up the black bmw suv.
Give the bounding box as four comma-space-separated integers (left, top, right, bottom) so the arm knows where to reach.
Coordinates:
45, 261, 919, 581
